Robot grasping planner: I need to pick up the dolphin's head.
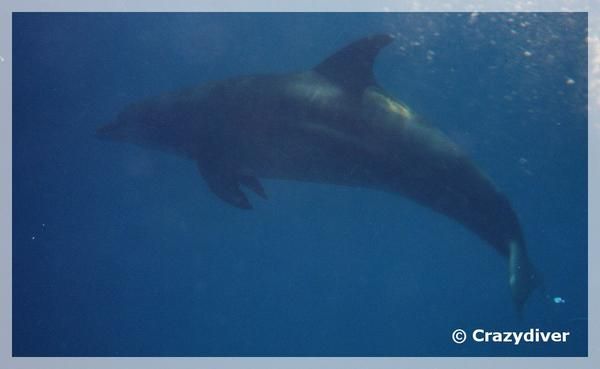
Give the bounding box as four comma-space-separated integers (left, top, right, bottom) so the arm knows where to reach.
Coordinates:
96, 100, 166, 149
95, 119, 127, 142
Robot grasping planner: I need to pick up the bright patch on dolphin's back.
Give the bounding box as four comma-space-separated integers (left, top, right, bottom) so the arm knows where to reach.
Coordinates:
287, 77, 342, 104
369, 90, 413, 120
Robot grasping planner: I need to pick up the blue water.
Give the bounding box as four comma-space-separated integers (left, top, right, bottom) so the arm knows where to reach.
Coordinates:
13, 13, 587, 356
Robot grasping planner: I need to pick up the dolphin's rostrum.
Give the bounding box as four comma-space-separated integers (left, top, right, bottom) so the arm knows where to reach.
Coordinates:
97, 34, 541, 310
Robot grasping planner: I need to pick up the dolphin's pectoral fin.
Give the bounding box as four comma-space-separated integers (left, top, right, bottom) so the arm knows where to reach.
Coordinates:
239, 175, 268, 199
197, 161, 268, 209
197, 162, 253, 210
314, 34, 395, 93
205, 172, 253, 210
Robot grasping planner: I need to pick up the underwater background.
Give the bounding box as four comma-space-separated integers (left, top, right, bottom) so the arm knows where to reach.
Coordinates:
12, 13, 587, 356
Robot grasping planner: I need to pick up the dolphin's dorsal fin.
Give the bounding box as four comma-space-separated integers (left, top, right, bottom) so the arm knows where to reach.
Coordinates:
314, 34, 395, 93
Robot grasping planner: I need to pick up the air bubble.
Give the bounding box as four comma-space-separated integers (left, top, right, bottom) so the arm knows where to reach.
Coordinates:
553, 297, 566, 304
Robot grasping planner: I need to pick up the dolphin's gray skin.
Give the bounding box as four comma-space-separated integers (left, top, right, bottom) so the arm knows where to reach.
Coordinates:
97, 34, 541, 310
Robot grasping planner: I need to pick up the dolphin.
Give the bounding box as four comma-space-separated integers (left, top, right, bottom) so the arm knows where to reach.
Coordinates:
97, 34, 541, 310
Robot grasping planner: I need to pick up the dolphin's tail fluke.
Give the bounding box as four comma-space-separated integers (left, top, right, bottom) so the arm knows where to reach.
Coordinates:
508, 240, 543, 312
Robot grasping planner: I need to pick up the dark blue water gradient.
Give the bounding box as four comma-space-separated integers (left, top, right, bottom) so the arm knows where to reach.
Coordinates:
12, 13, 587, 356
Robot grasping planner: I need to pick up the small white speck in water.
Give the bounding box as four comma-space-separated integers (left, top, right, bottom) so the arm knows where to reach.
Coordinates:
0, 56, 4, 62
553, 296, 566, 304
31, 236, 36, 240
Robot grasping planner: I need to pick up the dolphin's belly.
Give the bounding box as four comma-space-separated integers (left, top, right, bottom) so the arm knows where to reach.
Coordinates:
239, 121, 518, 256
239, 126, 379, 187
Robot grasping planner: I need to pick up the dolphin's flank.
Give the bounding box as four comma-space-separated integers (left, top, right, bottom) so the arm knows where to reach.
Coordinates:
97, 34, 541, 310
